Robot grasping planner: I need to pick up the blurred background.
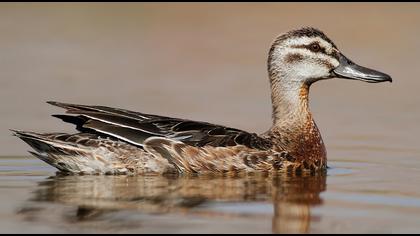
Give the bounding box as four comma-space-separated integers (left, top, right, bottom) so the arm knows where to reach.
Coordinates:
0, 3, 417, 159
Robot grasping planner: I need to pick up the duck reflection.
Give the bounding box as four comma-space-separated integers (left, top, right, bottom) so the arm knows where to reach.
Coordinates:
19, 173, 326, 233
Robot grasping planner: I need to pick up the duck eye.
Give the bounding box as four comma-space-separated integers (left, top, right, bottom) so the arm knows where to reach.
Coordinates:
310, 43, 321, 52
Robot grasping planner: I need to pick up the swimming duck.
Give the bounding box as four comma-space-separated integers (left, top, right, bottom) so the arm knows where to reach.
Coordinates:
12, 27, 392, 175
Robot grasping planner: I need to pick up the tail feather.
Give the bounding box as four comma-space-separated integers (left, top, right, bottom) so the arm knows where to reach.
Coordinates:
12, 130, 80, 153
12, 130, 100, 173
12, 130, 141, 174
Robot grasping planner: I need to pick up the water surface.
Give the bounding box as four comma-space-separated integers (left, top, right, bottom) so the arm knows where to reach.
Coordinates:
1, 156, 420, 233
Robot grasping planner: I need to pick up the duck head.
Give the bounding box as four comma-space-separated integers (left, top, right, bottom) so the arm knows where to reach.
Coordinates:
268, 27, 392, 86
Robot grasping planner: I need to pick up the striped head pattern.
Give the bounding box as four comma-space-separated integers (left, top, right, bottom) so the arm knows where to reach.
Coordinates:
267, 27, 392, 86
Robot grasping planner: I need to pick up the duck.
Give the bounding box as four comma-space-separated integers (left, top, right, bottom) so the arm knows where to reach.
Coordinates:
12, 27, 392, 175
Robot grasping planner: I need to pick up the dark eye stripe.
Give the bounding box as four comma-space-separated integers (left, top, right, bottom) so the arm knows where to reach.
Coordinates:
291, 44, 338, 59
291, 44, 326, 54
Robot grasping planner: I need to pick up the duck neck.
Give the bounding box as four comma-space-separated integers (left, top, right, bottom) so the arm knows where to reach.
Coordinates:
268, 73, 326, 163
270, 81, 311, 127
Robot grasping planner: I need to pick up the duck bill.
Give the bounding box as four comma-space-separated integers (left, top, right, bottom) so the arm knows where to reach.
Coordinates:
333, 53, 392, 83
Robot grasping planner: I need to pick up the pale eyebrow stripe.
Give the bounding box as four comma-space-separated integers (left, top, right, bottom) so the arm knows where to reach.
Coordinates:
285, 36, 333, 48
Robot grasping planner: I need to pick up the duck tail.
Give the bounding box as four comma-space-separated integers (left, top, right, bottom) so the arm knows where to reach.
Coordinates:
11, 130, 90, 173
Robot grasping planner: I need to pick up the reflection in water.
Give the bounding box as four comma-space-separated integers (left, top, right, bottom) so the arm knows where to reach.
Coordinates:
18, 173, 326, 233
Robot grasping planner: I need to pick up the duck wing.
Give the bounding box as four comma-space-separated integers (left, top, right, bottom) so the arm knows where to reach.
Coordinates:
47, 101, 273, 150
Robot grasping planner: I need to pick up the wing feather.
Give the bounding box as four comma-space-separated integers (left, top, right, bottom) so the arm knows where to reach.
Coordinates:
48, 101, 273, 150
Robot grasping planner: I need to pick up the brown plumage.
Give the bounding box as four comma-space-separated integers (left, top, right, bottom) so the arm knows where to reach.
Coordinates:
12, 27, 392, 175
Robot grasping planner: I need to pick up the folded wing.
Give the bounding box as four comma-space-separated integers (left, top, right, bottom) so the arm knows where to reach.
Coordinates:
48, 101, 273, 150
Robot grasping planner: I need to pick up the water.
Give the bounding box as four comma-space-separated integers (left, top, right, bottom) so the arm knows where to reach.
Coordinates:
1, 157, 420, 233
1, 3, 420, 233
